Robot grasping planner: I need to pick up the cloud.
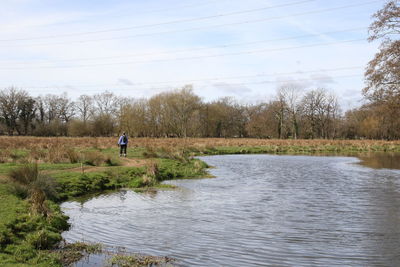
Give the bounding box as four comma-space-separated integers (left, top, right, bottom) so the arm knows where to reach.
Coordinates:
211, 82, 252, 94
0, 0, 383, 110
309, 73, 335, 85
118, 78, 134, 86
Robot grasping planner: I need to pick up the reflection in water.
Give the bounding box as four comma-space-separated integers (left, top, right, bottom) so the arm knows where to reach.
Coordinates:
358, 152, 400, 170
62, 155, 400, 267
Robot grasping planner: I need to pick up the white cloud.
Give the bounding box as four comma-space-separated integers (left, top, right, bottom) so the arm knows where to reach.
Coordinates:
0, 0, 384, 109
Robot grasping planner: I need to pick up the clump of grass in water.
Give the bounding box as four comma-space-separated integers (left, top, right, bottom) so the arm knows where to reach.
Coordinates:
56, 242, 103, 266
109, 254, 174, 267
8, 164, 58, 216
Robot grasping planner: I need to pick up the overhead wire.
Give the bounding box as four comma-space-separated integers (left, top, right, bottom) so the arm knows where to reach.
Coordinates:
0, 0, 380, 48
0, 27, 367, 65
0, 38, 368, 70
17, 74, 363, 93
0, 0, 315, 42
2, 66, 364, 91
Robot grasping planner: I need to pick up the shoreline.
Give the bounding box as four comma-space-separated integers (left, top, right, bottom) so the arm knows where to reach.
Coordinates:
1, 140, 400, 266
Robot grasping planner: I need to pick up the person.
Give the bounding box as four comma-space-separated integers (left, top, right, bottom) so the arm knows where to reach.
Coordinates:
118, 132, 128, 157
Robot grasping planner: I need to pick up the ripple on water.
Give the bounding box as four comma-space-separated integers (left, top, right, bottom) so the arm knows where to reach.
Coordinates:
62, 154, 400, 267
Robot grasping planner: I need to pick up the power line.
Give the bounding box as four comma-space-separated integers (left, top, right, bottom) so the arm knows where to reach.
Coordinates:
2, 66, 363, 90
0, 27, 366, 65
0, 38, 368, 70
0, 0, 380, 47
18, 74, 363, 93
0, 0, 315, 42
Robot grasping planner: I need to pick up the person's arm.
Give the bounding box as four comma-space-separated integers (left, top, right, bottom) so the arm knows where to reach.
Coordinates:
118, 136, 122, 145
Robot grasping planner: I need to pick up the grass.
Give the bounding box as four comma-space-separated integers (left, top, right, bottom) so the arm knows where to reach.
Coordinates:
0, 136, 399, 266
108, 254, 174, 267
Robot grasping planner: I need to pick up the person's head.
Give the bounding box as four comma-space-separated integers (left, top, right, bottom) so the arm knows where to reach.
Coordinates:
122, 132, 126, 136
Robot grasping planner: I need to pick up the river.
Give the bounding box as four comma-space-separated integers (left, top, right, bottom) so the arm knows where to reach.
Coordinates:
61, 154, 400, 266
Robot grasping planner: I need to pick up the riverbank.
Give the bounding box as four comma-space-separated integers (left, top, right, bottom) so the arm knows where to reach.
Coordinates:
0, 148, 209, 266
1, 138, 400, 266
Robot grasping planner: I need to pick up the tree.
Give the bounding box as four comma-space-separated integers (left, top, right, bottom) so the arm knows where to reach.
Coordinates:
18, 96, 36, 135
301, 88, 341, 139
277, 85, 303, 139
364, 0, 400, 101
76, 95, 93, 124
0, 88, 29, 135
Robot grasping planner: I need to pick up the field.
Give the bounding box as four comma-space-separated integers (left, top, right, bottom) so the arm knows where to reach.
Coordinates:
0, 136, 400, 266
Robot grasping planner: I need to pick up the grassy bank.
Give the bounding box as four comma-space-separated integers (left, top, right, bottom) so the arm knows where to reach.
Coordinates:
0, 137, 399, 266
0, 144, 208, 266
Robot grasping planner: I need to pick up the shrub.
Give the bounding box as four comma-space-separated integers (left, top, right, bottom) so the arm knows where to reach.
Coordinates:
104, 155, 119, 166
26, 229, 62, 250
146, 161, 160, 181
8, 164, 59, 215
9, 164, 39, 185
141, 175, 156, 186
66, 148, 80, 163
47, 213, 70, 232
83, 151, 104, 166
142, 146, 158, 158
8, 243, 37, 262
47, 145, 64, 163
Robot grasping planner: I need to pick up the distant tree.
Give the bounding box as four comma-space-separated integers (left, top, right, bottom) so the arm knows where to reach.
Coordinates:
162, 85, 201, 137
93, 91, 119, 116
18, 96, 36, 135
277, 84, 303, 139
300, 88, 341, 139
0, 88, 28, 135
364, 0, 400, 101
76, 95, 93, 124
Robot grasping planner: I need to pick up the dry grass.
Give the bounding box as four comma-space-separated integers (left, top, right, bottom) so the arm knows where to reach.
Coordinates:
0, 136, 399, 151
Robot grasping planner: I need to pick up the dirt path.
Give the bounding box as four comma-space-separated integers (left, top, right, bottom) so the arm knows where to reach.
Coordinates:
45, 157, 149, 175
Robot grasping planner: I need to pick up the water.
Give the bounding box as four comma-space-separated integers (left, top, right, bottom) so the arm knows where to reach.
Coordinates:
62, 154, 400, 266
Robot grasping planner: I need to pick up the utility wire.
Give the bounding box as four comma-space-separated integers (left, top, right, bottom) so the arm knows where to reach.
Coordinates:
1, 27, 366, 65
0, 38, 368, 70
0, 0, 380, 47
0, 1, 377, 48
19, 74, 363, 93
0, 0, 315, 42
2, 66, 363, 89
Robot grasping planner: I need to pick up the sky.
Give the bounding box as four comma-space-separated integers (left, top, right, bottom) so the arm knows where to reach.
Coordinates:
0, 0, 385, 110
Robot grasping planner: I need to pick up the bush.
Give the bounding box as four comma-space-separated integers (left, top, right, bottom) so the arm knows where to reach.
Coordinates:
0, 229, 12, 247
83, 151, 104, 166
66, 148, 80, 163
48, 213, 70, 232
9, 164, 39, 185
104, 156, 119, 166
26, 230, 62, 250
141, 175, 156, 186
8, 164, 59, 215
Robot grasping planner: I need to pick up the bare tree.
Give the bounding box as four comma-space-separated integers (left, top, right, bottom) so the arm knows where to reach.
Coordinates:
0, 88, 29, 135
76, 95, 93, 123
364, 0, 400, 101
277, 85, 303, 139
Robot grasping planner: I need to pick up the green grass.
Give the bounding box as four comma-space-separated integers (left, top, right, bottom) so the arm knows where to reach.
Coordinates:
0, 181, 68, 266
1, 142, 399, 266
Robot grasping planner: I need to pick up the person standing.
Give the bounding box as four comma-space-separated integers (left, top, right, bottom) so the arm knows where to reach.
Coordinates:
118, 132, 128, 157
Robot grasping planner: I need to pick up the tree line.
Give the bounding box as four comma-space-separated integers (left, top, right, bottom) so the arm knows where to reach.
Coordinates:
0, 84, 393, 139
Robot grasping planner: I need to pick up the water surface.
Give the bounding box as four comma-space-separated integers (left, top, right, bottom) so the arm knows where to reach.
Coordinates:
62, 154, 400, 266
